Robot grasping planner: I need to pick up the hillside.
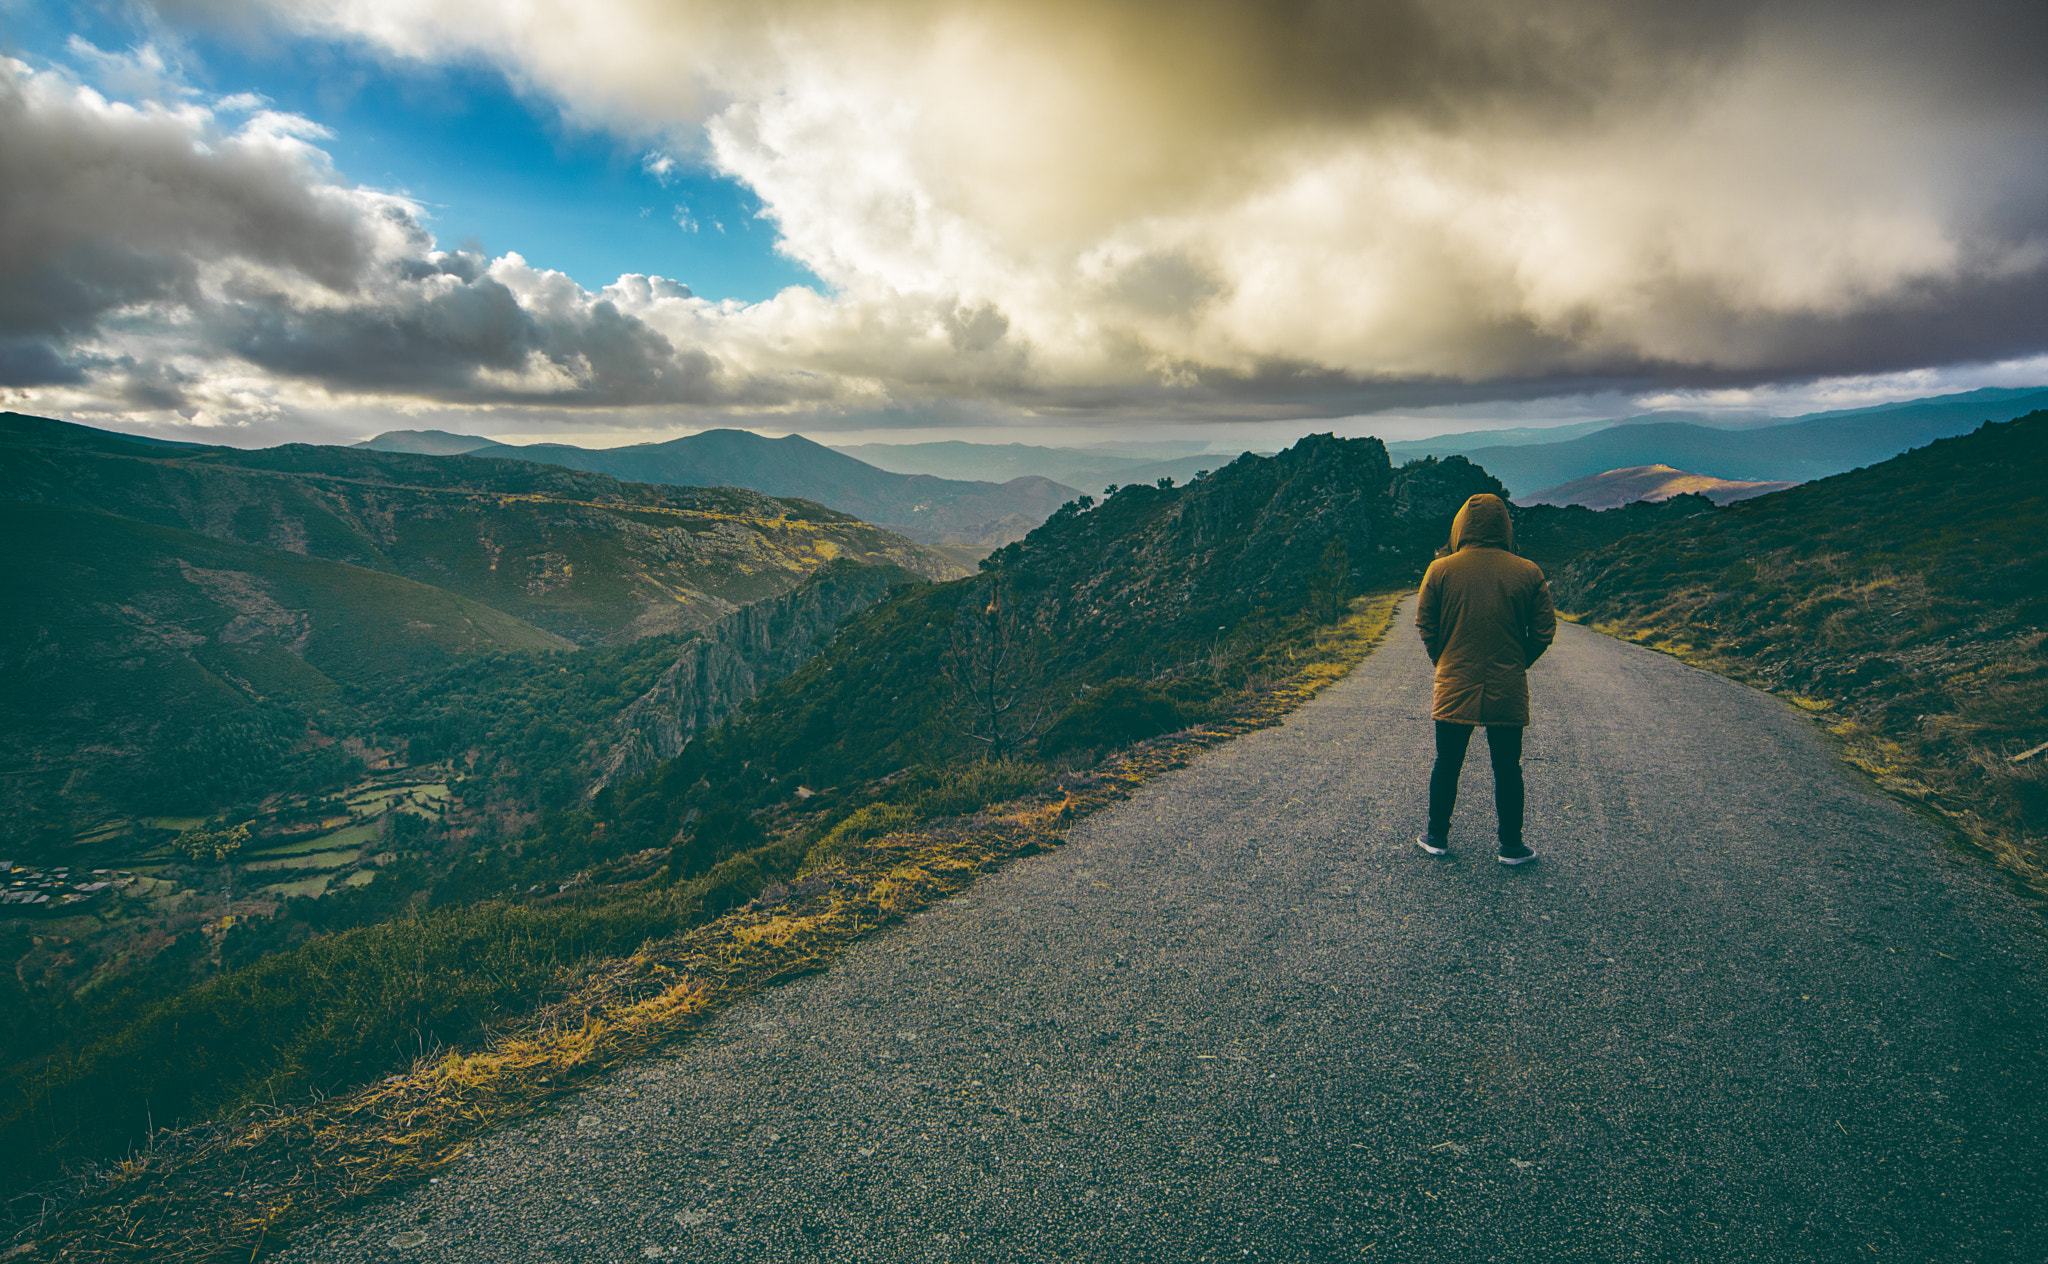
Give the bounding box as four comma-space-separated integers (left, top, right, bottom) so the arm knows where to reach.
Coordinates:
0, 429, 1722, 1211
592, 436, 1509, 859
1551, 411, 2048, 897
1447, 388, 2048, 495
453, 428, 1077, 546
829, 439, 1165, 484
0, 414, 962, 646
1521, 464, 1795, 508
0, 501, 571, 836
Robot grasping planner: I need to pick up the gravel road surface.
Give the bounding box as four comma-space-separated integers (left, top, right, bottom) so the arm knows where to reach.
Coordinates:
279, 601, 2048, 1263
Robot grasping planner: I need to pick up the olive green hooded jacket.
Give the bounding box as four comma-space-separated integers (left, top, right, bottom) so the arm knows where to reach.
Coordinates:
1416, 493, 1557, 726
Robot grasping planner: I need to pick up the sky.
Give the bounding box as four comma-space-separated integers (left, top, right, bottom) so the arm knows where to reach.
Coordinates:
3, 0, 2047, 451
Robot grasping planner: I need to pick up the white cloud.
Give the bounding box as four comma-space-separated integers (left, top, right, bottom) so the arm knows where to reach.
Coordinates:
641, 150, 680, 184
10, 0, 2048, 440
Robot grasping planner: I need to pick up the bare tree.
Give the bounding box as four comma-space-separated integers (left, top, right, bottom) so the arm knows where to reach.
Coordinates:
941, 582, 1054, 760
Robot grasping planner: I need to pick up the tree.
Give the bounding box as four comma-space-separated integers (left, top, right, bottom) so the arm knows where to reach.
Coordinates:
940, 582, 1054, 760
172, 820, 249, 863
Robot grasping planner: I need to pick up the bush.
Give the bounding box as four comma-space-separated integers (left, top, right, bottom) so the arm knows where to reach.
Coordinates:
667, 805, 765, 881
913, 760, 1045, 819
0, 889, 685, 1192
803, 802, 918, 870
1038, 679, 1193, 757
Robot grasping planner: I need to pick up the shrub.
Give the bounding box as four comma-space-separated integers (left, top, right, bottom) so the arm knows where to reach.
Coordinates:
914, 760, 1045, 819
1038, 679, 1193, 757
803, 802, 919, 870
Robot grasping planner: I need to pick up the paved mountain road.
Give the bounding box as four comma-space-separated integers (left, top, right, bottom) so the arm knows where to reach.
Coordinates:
280, 601, 2048, 1263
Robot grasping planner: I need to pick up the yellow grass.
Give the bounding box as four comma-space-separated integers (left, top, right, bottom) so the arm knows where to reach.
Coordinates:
32, 591, 1405, 1264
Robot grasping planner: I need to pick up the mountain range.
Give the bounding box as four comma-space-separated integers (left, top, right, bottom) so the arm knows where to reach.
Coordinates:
1521, 465, 1795, 509
828, 439, 1252, 493
4, 414, 959, 646
357, 428, 1076, 548
0, 413, 963, 838
0, 419, 1811, 1196
344, 386, 2048, 541
1398, 387, 2048, 495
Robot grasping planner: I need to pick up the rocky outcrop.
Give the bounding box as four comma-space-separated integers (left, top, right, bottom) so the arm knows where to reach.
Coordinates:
591, 562, 922, 791
984, 434, 1510, 660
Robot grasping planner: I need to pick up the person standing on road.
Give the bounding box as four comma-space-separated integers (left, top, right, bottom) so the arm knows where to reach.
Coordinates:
1415, 492, 1557, 865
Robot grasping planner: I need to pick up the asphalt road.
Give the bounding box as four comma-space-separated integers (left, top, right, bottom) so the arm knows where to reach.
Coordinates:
279, 600, 2048, 1264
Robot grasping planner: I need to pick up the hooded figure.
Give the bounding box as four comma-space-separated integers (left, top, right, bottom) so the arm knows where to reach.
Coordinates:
1416, 493, 1556, 726
1414, 493, 1557, 863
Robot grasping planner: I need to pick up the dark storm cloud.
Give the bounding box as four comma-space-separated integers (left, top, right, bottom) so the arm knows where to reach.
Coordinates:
217, 264, 724, 405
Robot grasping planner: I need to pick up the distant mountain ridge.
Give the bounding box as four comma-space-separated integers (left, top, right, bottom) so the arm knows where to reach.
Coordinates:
1521, 464, 1795, 509
0, 413, 964, 840
350, 429, 499, 456
1440, 388, 2048, 495
827, 439, 1247, 492
361, 428, 1077, 546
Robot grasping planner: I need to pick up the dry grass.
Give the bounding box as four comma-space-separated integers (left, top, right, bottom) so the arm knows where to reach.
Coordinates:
1566, 577, 2048, 905
21, 593, 1402, 1264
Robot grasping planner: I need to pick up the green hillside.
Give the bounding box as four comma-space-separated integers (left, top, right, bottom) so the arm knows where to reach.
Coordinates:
0, 502, 573, 832
591, 436, 1505, 864
1551, 411, 2048, 897
0, 429, 1732, 1203
0, 414, 962, 646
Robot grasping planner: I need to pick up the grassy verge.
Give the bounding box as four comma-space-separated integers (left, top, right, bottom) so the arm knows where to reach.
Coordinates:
1568, 604, 2047, 904
19, 592, 1402, 1264
1549, 415, 2047, 904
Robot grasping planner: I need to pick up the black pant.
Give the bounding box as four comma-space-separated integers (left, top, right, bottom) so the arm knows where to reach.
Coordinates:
1427, 721, 1525, 845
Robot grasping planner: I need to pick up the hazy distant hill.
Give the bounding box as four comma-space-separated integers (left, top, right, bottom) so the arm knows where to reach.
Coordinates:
1521, 464, 1795, 509
829, 439, 1160, 485
829, 440, 1260, 496
353, 429, 501, 456
1384, 417, 1673, 460
0, 414, 962, 646
1419, 388, 2048, 495
437, 428, 1080, 546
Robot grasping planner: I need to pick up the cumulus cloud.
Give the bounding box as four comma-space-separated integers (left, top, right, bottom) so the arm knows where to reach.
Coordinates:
13, 0, 2048, 434
0, 55, 830, 418
0, 57, 405, 345
209, 1, 2048, 386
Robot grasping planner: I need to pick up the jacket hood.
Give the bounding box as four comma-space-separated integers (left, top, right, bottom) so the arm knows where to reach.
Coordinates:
1449, 493, 1515, 552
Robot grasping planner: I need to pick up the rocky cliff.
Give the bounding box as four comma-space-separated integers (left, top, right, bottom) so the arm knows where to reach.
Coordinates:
592, 561, 923, 791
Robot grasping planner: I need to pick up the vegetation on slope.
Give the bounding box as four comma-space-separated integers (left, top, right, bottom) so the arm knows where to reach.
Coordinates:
0, 502, 570, 832
4, 434, 1456, 1201
591, 435, 1504, 867
1551, 412, 2048, 898
19, 595, 1406, 1264
0, 413, 962, 647
1, 426, 1734, 1247
459, 427, 1078, 546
